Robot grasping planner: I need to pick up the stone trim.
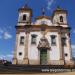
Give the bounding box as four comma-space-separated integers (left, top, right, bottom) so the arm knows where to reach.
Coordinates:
23, 32, 29, 64
66, 33, 72, 60
12, 33, 19, 64
23, 58, 29, 64
29, 59, 40, 65
50, 60, 64, 65
65, 60, 74, 66
47, 50, 50, 65
15, 25, 70, 34
58, 32, 64, 60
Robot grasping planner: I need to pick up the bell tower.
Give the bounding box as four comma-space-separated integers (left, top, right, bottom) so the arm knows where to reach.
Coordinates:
13, 2, 32, 64
18, 5, 32, 26
52, 6, 68, 27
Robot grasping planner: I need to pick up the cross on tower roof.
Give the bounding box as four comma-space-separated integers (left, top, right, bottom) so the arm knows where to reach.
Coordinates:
42, 7, 45, 16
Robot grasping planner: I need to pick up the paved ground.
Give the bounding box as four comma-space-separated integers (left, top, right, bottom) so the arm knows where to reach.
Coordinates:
0, 72, 75, 75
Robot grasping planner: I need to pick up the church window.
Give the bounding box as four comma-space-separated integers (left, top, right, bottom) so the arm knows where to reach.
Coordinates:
51, 35, 56, 46
31, 34, 37, 44
19, 52, 22, 56
61, 37, 66, 46
20, 36, 24, 45
23, 14, 26, 20
60, 16, 63, 22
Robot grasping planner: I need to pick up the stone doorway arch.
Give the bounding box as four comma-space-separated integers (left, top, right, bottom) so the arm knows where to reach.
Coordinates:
37, 36, 50, 65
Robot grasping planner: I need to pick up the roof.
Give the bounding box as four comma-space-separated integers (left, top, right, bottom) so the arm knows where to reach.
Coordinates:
18, 5, 32, 11
35, 16, 51, 20
18, 5, 32, 16
52, 6, 67, 18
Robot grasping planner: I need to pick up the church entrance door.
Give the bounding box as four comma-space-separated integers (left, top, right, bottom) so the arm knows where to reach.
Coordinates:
40, 49, 47, 65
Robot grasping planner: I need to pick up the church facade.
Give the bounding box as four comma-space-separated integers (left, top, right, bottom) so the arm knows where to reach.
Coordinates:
13, 5, 74, 65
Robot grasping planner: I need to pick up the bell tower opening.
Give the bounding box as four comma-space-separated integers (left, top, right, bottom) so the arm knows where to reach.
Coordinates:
23, 14, 26, 20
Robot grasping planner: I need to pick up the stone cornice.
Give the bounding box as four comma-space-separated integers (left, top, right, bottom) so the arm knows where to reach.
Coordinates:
15, 25, 71, 34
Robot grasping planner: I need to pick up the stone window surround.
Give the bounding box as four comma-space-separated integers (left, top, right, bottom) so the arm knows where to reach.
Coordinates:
31, 34, 37, 44
50, 35, 57, 46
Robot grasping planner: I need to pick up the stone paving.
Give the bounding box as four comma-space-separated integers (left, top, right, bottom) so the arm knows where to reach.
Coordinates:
0, 72, 75, 75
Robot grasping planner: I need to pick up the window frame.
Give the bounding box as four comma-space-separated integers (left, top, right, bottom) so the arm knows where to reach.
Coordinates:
31, 34, 37, 44
51, 35, 56, 46
61, 37, 67, 46
20, 36, 24, 45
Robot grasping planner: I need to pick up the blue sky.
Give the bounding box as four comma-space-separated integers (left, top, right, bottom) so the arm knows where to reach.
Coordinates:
0, 0, 75, 61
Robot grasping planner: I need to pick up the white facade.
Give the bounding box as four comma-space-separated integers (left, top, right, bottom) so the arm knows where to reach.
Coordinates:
13, 6, 74, 65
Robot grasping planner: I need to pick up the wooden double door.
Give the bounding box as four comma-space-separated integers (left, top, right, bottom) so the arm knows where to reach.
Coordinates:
40, 49, 47, 65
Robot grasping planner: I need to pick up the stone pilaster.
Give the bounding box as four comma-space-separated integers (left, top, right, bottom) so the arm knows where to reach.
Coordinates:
47, 50, 50, 65
23, 32, 29, 64
12, 33, 19, 64
58, 32, 64, 65
66, 33, 74, 65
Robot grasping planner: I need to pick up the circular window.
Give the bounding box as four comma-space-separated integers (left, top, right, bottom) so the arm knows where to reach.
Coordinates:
19, 52, 22, 56
65, 53, 68, 56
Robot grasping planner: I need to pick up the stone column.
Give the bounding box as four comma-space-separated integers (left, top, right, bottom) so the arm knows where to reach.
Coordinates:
12, 33, 19, 64
23, 31, 29, 64
58, 32, 64, 65
66, 33, 74, 65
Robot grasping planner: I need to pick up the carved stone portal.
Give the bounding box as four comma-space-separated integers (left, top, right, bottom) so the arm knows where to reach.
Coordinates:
37, 36, 50, 50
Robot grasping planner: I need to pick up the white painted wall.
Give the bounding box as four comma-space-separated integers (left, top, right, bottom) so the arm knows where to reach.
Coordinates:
28, 32, 61, 60
35, 18, 52, 26
28, 32, 42, 60
16, 31, 71, 63
46, 32, 60, 60
17, 32, 26, 62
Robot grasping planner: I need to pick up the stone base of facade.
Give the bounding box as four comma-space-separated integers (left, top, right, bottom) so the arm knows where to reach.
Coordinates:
65, 60, 74, 66
23, 58, 29, 64
12, 58, 17, 64
49, 60, 64, 65
29, 59, 40, 65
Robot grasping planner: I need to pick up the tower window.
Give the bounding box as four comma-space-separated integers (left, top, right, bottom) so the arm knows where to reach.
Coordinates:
61, 37, 66, 46
20, 36, 24, 45
60, 16, 63, 22
31, 34, 37, 44
23, 14, 26, 20
51, 35, 56, 46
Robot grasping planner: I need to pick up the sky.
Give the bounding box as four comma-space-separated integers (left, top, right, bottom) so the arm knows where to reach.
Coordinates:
0, 0, 75, 61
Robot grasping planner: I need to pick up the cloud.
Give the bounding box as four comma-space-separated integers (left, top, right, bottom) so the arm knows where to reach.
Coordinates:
73, 30, 75, 34
0, 35, 2, 39
71, 44, 75, 57
47, 0, 54, 10
0, 54, 13, 61
0, 55, 6, 60
0, 27, 12, 40
6, 54, 13, 58
4, 32, 12, 40
0, 28, 4, 34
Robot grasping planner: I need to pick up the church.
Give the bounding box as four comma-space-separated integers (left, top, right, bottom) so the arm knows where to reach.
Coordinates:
12, 4, 74, 66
